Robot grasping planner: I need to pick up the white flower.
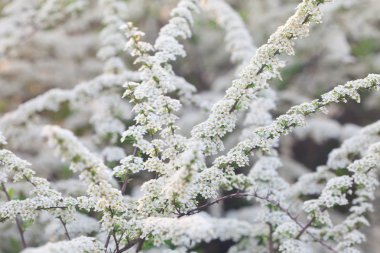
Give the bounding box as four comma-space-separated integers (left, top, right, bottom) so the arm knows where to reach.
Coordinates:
191, 0, 331, 155
138, 213, 252, 247
114, 155, 144, 178
279, 239, 309, 253
21, 236, 104, 253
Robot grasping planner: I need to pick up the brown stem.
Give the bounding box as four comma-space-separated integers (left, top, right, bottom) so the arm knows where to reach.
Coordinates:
105, 207, 115, 251
1, 183, 27, 249
117, 238, 140, 253
113, 232, 120, 252
302, 14, 312, 25
36, 206, 66, 210
121, 147, 138, 195
121, 175, 129, 195
104, 234, 111, 251
295, 217, 314, 240
268, 223, 275, 253
58, 217, 71, 240
135, 238, 145, 253
177, 192, 250, 218
295, 206, 327, 240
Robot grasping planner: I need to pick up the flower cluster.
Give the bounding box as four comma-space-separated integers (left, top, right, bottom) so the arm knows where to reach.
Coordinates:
0, 0, 87, 57
0, 72, 140, 147
319, 141, 380, 252
0, 146, 76, 223
97, 0, 128, 74
138, 212, 252, 248
204, 0, 256, 65
42, 125, 131, 232
191, 0, 332, 155
21, 236, 104, 253
113, 155, 144, 178
213, 74, 380, 176
121, 0, 200, 157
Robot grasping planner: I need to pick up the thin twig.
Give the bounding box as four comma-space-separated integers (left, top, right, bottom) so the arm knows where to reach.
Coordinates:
58, 217, 71, 240
113, 231, 120, 252
104, 206, 115, 250
1, 183, 27, 248
268, 222, 274, 253
121, 147, 137, 195
177, 191, 337, 253
121, 175, 129, 195
104, 234, 111, 251
295, 217, 314, 240
177, 192, 249, 217
252, 193, 337, 253
36, 206, 67, 210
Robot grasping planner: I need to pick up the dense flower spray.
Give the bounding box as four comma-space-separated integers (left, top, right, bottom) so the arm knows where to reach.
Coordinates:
0, 0, 380, 253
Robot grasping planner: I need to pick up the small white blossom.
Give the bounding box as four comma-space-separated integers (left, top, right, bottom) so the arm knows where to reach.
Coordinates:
114, 155, 144, 178
21, 236, 104, 253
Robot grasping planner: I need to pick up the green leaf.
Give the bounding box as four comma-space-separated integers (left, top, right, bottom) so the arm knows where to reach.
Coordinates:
8, 188, 14, 199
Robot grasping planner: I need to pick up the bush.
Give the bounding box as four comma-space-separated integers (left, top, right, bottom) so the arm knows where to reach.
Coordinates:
1, 0, 380, 252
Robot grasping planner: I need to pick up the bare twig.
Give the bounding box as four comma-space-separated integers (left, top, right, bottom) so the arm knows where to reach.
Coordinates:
58, 217, 71, 240
104, 234, 111, 251
268, 222, 275, 253
177, 191, 250, 217
295, 217, 315, 240
121, 175, 129, 195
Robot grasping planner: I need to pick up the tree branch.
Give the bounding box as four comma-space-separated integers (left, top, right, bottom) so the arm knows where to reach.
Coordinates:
268, 222, 275, 253
104, 234, 111, 251
117, 238, 140, 253
113, 231, 120, 252
135, 238, 145, 253
177, 191, 250, 218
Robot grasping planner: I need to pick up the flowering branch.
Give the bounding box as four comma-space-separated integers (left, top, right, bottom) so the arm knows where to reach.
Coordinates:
1, 182, 27, 248
191, 0, 331, 155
